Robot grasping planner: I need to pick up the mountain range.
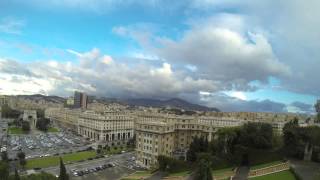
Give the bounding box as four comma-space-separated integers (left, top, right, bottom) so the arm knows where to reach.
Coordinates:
121, 98, 220, 112
11, 94, 220, 112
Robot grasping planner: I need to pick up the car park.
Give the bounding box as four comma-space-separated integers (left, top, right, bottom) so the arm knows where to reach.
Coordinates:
7, 131, 90, 159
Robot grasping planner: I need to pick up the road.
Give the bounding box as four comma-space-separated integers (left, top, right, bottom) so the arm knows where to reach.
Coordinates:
40, 152, 140, 180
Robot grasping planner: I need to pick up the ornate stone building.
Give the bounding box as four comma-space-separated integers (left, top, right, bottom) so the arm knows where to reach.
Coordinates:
78, 110, 134, 146
22, 110, 37, 128
134, 110, 309, 168
45, 107, 81, 131
135, 110, 243, 168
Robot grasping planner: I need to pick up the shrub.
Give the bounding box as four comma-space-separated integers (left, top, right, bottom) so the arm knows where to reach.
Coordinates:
157, 155, 191, 173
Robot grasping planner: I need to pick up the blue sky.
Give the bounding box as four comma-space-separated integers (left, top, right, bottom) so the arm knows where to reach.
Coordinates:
0, 0, 319, 113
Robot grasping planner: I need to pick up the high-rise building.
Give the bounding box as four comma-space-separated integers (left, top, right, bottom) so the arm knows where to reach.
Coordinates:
74, 91, 88, 109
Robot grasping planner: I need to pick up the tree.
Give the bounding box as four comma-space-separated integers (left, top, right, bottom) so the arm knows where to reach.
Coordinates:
1, 151, 8, 162
14, 168, 20, 180
315, 100, 320, 122
96, 145, 102, 154
21, 121, 30, 132
157, 155, 189, 173
17, 151, 26, 168
157, 155, 169, 171
195, 153, 213, 180
187, 136, 209, 162
13, 119, 22, 127
1, 104, 21, 119
283, 118, 299, 132
36, 109, 45, 119
187, 137, 199, 162
0, 161, 9, 180
239, 123, 273, 149
127, 134, 136, 148
283, 120, 320, 159
59, 157, 69, 180
36, 118, 51, 131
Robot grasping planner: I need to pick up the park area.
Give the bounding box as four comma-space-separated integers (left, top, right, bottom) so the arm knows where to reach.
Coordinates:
8, 127, 25, 134
26, 151, 97, 169
121, 171, 154, 180
249, 170, 296, 180
47, 127, 59, 132
212, 167, 235, 179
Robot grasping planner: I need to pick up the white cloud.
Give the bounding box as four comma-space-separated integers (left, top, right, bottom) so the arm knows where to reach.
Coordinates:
116, 15, 290, 92
228, 91, 247, 100
0, 48, 217, 99
130, 52, 162, 61
101, 55, 113, 65
0, 17, 25, 35
66, 49, 82, 57
186, 0, 320, 97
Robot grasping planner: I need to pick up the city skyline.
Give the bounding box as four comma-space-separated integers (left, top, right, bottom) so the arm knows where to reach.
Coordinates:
0, 0, 319, 114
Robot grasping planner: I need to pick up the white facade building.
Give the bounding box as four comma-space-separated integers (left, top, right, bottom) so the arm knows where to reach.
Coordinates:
78, 110, 134, 146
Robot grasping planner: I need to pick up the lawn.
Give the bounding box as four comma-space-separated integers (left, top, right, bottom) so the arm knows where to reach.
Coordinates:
212, 167, 234, 174
8, 127, 25, 134
212, 167, 235, 179
167, 170, 191, 177
249, 170, 296, 180
47, 127, 59, 132
103, 146, 134, 155
121, 171, 153, 180
26, 151, 96, 169
250, 161, 284, 170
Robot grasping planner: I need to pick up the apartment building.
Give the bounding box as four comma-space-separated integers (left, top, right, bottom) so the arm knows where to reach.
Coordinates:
135, 111, 242, 168
45, 107, 81, 131
4, 96, 62, 111
66, 97, 74, 106
87, 102, 129, 113
78, 110, 134, 146
134, 110, 310, 168
0, 95, 7, 117
0, 95, 7, 106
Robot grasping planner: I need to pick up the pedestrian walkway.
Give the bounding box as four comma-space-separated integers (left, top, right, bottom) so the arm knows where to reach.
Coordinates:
233, 166, 249, 180
290, 159, 320, 180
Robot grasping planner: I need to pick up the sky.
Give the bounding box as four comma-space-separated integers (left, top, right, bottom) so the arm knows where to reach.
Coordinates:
0, 0, 319, 114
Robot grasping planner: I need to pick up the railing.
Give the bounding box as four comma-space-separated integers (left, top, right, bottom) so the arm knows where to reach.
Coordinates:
248, 162, 290, 178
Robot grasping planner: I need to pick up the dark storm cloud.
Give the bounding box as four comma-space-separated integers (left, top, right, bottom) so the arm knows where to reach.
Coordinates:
198, 93, 287, 112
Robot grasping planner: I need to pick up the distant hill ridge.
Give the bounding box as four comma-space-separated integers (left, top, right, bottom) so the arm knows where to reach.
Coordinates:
122, 98, 220, 112
9, 94, 220, 112
16, 94, 66, 103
